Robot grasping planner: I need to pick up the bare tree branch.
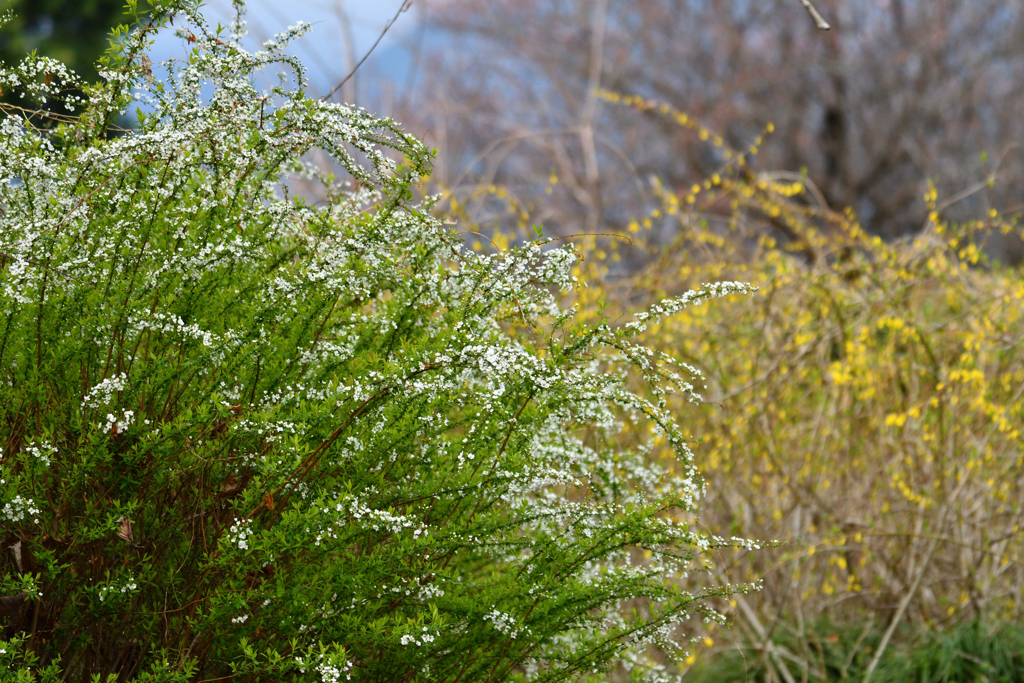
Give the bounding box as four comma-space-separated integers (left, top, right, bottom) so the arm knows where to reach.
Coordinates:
797, 0, 831, 30
402, 0, 1024, 248
321, 0, 413, 103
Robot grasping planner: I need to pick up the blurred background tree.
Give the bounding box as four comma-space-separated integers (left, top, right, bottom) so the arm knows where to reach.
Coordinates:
395, 0, 1024, 264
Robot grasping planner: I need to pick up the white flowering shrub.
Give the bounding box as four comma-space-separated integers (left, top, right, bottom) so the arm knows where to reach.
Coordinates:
0, 1, 760, 681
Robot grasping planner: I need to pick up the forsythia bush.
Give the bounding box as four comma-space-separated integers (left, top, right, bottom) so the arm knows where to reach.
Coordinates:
0, 2, 759, 681
558, 95, 1024, 677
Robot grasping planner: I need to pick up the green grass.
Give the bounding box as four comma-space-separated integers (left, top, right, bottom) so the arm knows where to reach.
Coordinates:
685, 620, 1024, 682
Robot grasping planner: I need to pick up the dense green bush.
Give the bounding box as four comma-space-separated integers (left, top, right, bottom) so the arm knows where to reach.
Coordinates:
0, 2, 758, 680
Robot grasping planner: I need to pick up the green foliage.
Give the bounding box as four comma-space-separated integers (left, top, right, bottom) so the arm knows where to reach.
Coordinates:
882, 621, 1024, 683
0, 2, 758, 681
685, 619, 1024, 682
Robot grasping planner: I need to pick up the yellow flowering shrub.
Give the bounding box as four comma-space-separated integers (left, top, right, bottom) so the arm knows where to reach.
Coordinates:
573, 150, 1024, 671
440, 92, 1024, 677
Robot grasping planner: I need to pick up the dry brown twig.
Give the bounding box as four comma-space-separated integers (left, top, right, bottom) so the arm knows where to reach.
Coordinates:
321, 0, 414, 102
797, 0, 831, 30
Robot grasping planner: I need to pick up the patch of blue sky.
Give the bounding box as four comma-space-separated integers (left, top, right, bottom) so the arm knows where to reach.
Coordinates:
137, 0, 418, 118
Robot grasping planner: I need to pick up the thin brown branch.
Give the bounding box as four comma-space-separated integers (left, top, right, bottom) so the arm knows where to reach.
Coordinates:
321, 0, 413, 102
797, 0, 831, 30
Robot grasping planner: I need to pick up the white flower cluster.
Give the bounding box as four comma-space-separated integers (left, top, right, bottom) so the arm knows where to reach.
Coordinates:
22, 441, 56, 467
624, 281, 759, 332
316, 660, 353, 683
97, 577, 139, 603
484, 609, 530, 639
0, 54, 82, 111
365, 576, 446, 603
227, 518, 254, 551
102, 409, 135, 433
347, 498, 425, 537
1, 495, 40, 524
131, 312, 216, 347
400, 626, 438, 647
294, 652, 352, 682
83, 373, 128, 408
